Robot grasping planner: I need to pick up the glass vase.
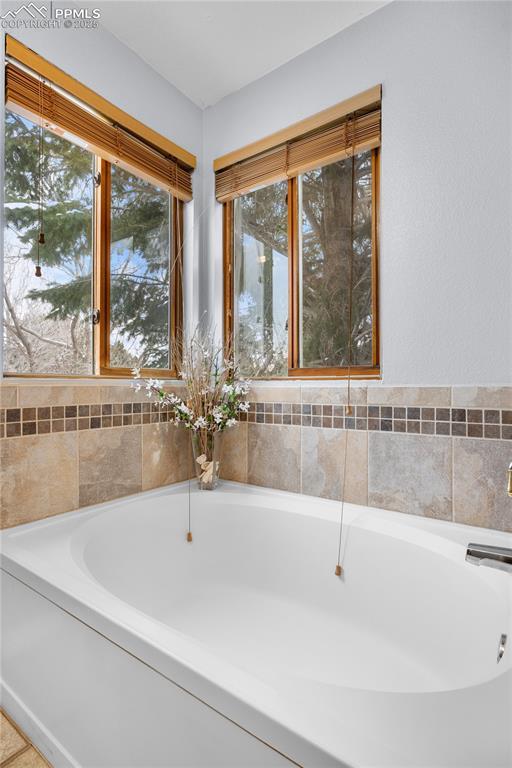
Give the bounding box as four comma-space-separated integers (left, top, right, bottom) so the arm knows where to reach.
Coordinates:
190, 429, 222, 490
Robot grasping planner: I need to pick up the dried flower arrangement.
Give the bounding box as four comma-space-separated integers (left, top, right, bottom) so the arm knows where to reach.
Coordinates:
133, 330, 249, 488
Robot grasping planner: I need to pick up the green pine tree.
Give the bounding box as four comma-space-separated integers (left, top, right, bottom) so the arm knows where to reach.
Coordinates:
3, 109, 171, 373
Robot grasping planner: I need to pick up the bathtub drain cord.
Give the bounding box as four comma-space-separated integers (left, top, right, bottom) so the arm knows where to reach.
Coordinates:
335, 427, 349, 577
335, 116, 356, 578
187, 429, 193, 542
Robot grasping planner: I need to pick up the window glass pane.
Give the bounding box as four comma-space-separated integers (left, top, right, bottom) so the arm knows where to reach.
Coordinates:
233, 182, 288, 376
299, 151, 373, 368
110, 165, 171, 370
3, 109, 94, 374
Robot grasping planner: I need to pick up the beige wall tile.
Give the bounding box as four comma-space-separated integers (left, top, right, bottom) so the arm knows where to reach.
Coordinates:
79, 426, 141, 507
142, 423, 191, 491
248, 423, 300, 492
302, 427, 368, 504
7, 746, 50, 768
0, 385, 18, 408
221, 423, 248, 483
453, 439, 512, 532
0, 433, 78, 528
0, 712, 27, 762
17, 385, 75, 407
162, 383, 186, 396
451, 386, 512, 409
100, 385, 146, 404
242, 384, 369, 405
300, 385, 367, 405
249, 386, 301, 403
367, 387, 451, 406
72, 385, 103, 405
101, 383, 184, 404
368, 432, 452, 520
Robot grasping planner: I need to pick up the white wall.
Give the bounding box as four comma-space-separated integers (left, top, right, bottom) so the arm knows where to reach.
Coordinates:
0, 5, 204, 376
203, 1, 512, 386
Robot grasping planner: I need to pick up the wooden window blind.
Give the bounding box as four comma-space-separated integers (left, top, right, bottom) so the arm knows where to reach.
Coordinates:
5, 62, 193, 201
215, 85, 381, 202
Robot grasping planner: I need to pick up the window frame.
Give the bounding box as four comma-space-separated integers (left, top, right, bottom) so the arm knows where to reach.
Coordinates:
223, 148, 380, 380
3, 124, 184, 381
95, 158, 184, 379
3, 35, 193, 380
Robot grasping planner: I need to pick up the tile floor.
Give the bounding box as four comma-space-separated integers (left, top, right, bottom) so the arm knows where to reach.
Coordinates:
0, 710, 51, 767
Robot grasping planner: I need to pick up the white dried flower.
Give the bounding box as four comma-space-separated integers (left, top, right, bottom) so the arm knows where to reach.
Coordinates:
212, 406, 224, 424
234, 381, 249, 395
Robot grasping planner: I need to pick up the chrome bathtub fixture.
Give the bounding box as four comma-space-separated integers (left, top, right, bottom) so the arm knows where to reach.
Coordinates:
497, 634, 507, 664
465, 543, 512, 572
508, 462, 512, 497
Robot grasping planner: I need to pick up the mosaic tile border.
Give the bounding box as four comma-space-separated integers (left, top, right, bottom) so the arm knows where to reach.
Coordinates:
1, 401, 510, 440
241, 402, 512, 439
0, 402, 173, 439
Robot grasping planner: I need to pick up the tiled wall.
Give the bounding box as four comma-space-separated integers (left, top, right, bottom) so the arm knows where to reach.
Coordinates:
0, 383, 191, 529
222, 385, 512, 532
1, 382, 511, 533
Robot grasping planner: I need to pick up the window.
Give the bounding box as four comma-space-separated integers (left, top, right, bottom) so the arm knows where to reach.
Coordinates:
109, 166, 176, 372
298, 152, 375, 370
220, 89, 380, 378
3, 107, 182, 377
3, 37, 194, 378
233, 181, 288, 376
4, 109, 95, 375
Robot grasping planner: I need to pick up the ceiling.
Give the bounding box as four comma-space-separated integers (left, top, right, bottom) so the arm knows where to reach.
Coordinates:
91, 1, 388, 108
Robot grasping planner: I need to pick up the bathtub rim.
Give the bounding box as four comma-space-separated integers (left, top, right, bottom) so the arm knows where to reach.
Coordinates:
3, 478, 511, 545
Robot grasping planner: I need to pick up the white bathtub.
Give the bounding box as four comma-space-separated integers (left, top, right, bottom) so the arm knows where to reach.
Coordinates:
1, 481, 511, 767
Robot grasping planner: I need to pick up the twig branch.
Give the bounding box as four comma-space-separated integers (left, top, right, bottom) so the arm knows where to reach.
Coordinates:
3, 286, 33, 360
4, 321, 70, 349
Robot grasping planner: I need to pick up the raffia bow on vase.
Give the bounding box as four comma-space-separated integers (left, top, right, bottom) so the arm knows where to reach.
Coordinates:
195, 454, 218, 487
196, 454, 214, 484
